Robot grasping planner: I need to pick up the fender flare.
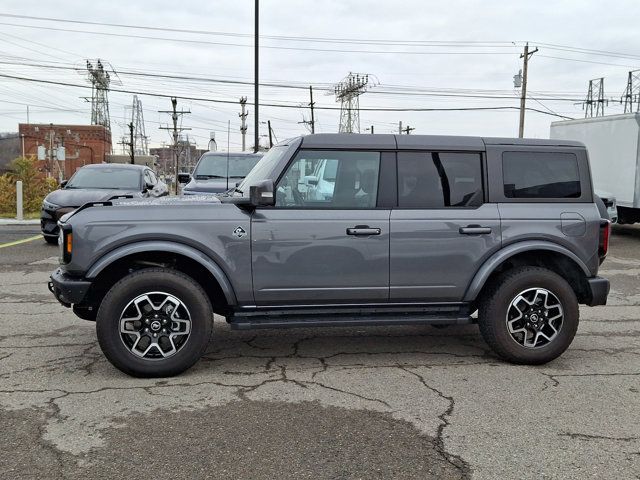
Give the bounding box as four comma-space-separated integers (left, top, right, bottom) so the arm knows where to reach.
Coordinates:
85, 240, 237, 305
463, 240, 592, 302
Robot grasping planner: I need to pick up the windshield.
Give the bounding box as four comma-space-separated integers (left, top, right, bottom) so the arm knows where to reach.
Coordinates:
194, 154, 261, 179
65, 168, 141, 190
237, 146, 289, 192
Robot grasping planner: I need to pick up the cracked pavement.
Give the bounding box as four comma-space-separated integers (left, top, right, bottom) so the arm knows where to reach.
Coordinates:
0, 225, 639, 479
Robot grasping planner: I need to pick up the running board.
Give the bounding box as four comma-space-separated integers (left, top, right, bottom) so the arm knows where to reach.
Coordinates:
228, 305, 473, 330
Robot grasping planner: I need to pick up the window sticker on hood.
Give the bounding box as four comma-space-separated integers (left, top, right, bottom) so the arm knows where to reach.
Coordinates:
232, 226, 247, 238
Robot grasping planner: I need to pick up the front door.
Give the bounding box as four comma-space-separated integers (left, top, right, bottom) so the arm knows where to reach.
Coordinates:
251, 150, 390, 305
390, 151, 501, 302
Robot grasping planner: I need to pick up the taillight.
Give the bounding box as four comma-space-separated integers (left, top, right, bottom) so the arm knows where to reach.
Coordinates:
598, 219, 611, 261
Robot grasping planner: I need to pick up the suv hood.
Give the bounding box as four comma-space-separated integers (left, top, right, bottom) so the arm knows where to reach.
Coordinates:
60, 194, 225, 223
45, 188, 142, 207
110, 195, 223, 206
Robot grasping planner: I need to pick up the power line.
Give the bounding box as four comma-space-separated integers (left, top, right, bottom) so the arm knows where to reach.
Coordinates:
0, 60, 589, 102
0, 71, 574, 118
3, 13, 640, 62
0, 21, 522, 56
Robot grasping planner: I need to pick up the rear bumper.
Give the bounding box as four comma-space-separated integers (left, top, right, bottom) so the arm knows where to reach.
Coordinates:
586, 276, 610, 306
48, 268, 91, 307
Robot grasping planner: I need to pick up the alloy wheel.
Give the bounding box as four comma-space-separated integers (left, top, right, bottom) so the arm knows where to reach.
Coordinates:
505, 287, 564, 348
119, 292, 192, 359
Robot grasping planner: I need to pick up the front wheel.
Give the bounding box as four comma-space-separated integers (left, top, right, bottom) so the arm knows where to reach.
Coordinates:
96, 268, 213, 377
478, 266, 579, 365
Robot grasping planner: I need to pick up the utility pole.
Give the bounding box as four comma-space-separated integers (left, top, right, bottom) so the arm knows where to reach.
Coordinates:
518, 43, 538, 138
239, 97, 248, 152
119, 122, 135, 164
159, 97, 191, 194
365, 125, 374, 134
299, 86, 316, 134
398, 121, 403, 134
267, 120, 273, 148
309, 86, 315, 133
128, 122, 134, 164
254, 0, 259, 153
403, 125, 415, 135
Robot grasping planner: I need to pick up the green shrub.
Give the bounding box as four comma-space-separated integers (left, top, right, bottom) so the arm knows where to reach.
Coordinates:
0, 157, 58, 216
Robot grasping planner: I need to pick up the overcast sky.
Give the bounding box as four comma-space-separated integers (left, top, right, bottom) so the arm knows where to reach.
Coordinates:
0, 0, 639, 151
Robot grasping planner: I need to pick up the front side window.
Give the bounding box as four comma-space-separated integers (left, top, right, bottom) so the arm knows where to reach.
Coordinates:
503, 151, 580, 199
276, 150, 380, 208
397, 152, 483, 208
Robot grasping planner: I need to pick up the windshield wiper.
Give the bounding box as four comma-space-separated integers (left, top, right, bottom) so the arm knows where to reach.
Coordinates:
195, 174, 225, 179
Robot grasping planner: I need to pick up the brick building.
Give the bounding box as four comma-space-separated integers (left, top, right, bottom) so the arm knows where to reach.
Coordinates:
18, 124, 112, 179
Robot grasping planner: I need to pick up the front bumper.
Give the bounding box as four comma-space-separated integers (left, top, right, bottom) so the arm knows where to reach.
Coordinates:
41, 206, 75, 237
587, 276, 610, 306
48, 268, 91, 307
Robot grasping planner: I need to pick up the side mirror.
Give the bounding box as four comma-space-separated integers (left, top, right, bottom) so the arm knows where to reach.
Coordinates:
60, 180, 68, 188
177, 173, 191, 184
305, 175, 319, 186
249, 180, 275, 207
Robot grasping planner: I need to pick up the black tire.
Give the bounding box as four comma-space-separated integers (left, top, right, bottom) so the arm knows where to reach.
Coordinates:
43, 235, 58, 245
96, 268, 213, 377
478, 266, 579, 365
73, 305, 97, 322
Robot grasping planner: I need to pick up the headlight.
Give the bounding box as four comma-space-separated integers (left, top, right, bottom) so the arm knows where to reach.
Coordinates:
43, 200, 60, 210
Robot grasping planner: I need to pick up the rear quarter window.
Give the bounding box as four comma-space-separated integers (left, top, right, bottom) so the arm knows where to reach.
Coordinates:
502, 151, 581, 199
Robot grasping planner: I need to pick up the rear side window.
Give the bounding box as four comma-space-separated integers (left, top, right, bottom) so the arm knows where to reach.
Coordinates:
503, 152, 580, 199
397, 152, 483, 208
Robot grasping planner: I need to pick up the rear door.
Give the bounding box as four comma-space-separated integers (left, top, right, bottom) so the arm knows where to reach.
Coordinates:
251, 150, 392, 305
390, 151, 501, 302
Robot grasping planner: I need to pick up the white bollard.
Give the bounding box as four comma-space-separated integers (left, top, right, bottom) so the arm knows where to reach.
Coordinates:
16, 180, 23, 221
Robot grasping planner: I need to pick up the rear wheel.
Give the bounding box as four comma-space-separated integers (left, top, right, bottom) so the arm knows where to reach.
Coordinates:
478, 266, 579, 365
96, 268, 213, 377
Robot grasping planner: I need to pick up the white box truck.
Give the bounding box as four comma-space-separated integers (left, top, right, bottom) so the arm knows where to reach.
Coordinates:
550, 113, 640, 224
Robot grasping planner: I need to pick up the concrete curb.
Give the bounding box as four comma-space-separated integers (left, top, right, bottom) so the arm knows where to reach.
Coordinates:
0, 219, 40, 225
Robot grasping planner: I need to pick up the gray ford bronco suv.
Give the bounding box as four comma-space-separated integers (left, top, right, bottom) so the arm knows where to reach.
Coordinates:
49, 134, 611, 377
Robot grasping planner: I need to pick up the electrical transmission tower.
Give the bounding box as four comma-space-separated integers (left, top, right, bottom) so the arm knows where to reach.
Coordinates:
584, 78, 607, 118
334, 73, 371, 133
622, 70, 640, 113
86, 60, 112, 130
131, 95, 148, 155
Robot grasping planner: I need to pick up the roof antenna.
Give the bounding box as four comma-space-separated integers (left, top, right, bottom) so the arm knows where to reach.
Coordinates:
226, 120, 230, 191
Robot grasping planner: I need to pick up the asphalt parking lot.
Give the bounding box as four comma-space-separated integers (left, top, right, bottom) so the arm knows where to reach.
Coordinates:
0, 224, 639, 479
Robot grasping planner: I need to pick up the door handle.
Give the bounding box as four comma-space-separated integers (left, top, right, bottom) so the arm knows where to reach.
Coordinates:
459, 225, 492, 235
347, 225, 381, 236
